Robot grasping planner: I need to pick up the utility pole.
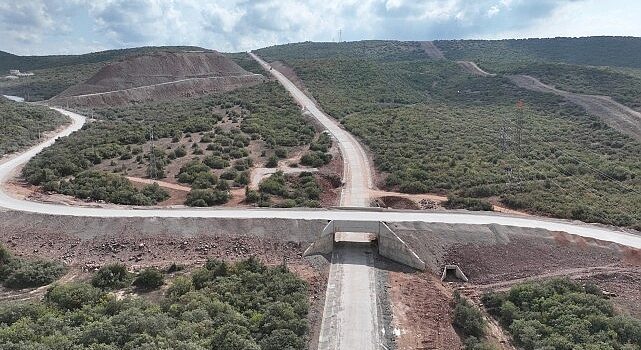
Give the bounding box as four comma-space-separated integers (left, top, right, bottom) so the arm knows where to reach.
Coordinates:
149, 126, 156, 179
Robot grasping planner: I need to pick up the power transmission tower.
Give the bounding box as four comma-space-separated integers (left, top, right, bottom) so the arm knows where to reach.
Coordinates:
149, 126, 156, 179
515, 99, 525, 157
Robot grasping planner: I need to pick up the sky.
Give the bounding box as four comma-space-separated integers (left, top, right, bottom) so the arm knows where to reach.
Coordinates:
1, 0, 641, 56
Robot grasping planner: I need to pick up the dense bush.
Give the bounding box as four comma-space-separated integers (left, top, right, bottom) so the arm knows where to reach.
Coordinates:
0, 244, 66, 289
3, 260, 67, 289
453, 293, 486, 338
54, 170, 167, 205
300, 151, 332, 167
91, 263, 132, 290
0, 97, 68, 156
258, 171, 322, 208
0, 258, 309, 349
259, 41, 641, 227
185, 188, 231, 206
132, 268, 164, 290
483, 278, 641, 349
444, 196, 493, 211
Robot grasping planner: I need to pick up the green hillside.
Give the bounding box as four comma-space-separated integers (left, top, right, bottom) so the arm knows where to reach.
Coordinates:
435, 36, 641, 68
0, 97, 69, 156
255, 39, 641, 229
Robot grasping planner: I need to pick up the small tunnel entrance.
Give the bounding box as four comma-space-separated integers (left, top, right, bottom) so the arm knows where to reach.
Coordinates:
334, 231, 377, 244
441, 264, 469, 282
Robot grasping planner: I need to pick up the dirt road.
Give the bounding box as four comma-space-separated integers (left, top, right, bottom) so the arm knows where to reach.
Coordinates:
456, 61, 496, 77
249, 52, 372, 207
421, 41, 446, 60
509, 74, 641, 141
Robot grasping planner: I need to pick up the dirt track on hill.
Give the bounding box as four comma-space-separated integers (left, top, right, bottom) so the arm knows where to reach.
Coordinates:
420, 41, 445, 60
509, 74, 641, 141
456, 60, 496, 76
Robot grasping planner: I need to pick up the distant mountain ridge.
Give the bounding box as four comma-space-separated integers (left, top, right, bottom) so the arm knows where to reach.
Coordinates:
435, 36, 641, 68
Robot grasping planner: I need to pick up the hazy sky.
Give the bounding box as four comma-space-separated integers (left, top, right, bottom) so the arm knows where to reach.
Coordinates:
1, 0, 641, 55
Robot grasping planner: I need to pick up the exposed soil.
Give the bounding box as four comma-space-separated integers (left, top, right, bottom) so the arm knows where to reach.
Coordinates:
389, 271, 463, 350
509, 74, 641, 141
456, 61, 496, 77
442, 235, 625, 284
421, 41, 446, 60
51, 51, 265, 107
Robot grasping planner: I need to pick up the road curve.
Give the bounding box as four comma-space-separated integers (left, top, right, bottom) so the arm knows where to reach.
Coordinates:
0, 100, 638, 249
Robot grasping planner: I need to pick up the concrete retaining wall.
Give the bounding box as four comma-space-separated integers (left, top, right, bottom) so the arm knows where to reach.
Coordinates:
303, 220, 426, 270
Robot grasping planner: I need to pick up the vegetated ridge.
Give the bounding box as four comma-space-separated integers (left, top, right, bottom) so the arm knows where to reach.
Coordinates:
256, 39, 641, 229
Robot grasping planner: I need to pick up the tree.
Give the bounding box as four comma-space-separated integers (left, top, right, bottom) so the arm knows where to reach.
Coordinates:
45, 282, 104, 310
91, 263, 132, 290
133, 268, 164, 290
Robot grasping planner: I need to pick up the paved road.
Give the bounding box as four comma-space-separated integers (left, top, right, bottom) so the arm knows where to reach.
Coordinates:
249, 53, 381, 350
2, 61, 641, 350
248, 52, 372, 207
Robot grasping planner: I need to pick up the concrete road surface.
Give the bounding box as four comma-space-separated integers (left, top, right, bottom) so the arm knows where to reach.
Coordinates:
249, 52, 381, 350
248, 52, 372, 207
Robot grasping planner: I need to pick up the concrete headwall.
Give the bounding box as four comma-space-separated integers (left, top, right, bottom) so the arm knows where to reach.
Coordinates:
303, 220, 426, 270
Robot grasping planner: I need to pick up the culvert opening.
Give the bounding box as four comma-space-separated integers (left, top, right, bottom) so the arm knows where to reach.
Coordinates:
441, 264, 469, 282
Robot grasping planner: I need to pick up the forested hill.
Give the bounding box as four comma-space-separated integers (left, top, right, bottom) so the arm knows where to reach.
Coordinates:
436, 36, 641, 68
0, 46, 209, 72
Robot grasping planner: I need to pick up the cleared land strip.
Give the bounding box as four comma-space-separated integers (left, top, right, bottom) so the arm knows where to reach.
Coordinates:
456, 60, 496, 77
509, 74, 641, 141
249, 52, 380, 350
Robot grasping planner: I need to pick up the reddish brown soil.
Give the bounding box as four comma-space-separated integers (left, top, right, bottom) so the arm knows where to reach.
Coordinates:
443, 236, 623, 284
389, 272, 463, 350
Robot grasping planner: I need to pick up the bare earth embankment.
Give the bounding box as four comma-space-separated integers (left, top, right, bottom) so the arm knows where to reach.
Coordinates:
50, 51, 265, 107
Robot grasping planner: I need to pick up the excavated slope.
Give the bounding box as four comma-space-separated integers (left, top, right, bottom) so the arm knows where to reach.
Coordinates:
51, 51, 264, 106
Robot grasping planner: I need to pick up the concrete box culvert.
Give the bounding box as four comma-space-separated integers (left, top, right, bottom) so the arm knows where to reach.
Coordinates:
303, 220, 426, 270
441, 264, 469, 282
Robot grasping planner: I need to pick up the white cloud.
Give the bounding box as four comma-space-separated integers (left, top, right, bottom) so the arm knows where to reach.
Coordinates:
1, 0, 640, 55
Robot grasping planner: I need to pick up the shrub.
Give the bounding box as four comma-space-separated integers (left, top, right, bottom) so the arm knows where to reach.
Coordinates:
444, 196, 493, 211
45, 282, 104, 310
259, 171, 287, 196
203, 155, 229, 169
185, 188, 230, 206
91, 263, 132, 290
300, 151, 332, 167
245, 188, 260, 203
165, 276, 193, 300
132, 268, 164, 290
141, 183, 169, 203
3, 260, 66, 289
453, 293, 486, 338
266, 155, 279, 168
